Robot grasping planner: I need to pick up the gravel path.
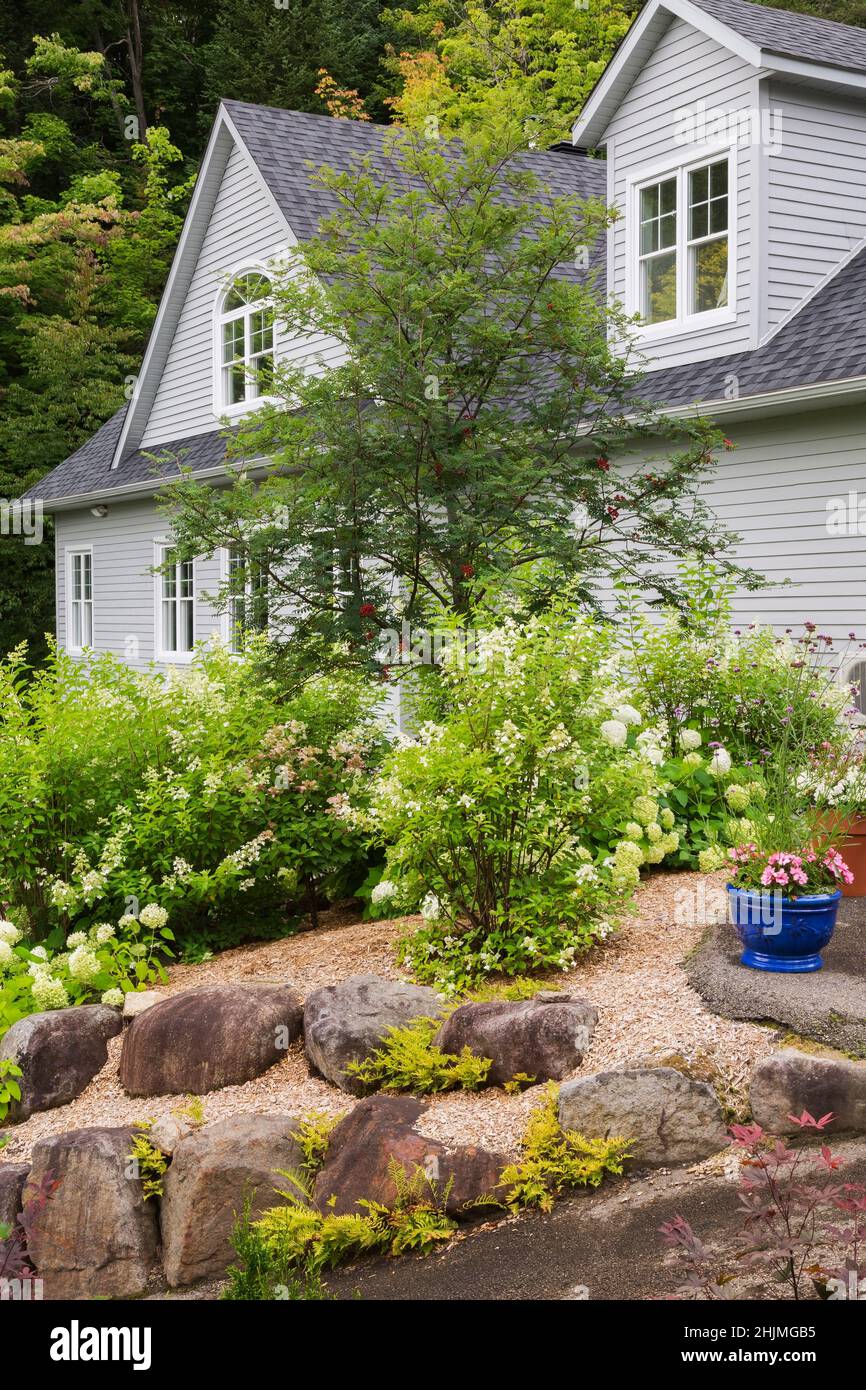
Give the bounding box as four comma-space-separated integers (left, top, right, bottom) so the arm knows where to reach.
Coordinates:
1, 871, 769, 1164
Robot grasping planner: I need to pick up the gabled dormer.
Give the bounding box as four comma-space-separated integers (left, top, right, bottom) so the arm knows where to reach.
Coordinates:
574, 0, 866, 371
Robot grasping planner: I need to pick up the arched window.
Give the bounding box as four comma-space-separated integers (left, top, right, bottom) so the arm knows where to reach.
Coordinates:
219, 271, 274, 407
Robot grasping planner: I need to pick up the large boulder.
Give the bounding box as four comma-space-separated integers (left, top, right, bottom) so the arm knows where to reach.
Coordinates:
751, 1048, 866, 1135
119, 984, 302, 1096
0, 1163, 29, 1230
313, 1095, 507, 1218
559, 1066, 729, 1167
435, 993, 598, 1086
304, 974, 443, 1094
22, 1126, 159, 1298
161, 1114, 306, 1287
0, 1006, 122, 1122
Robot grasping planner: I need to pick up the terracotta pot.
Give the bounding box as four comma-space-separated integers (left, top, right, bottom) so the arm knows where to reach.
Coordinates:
828, 815, 866, 898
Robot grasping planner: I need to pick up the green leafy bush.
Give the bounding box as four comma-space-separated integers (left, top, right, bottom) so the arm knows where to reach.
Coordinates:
0, 1060, 22, 1124
622, 570, 854, 764
0, 643, 382, 950
0, 913, 170, 1040
361, 612, 674, 990
346, 1016, 492, 1093
658, 744, 767, 870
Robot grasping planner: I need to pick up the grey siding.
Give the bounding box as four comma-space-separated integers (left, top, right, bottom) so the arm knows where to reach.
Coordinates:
630, 403, 866, 646
764, 82, 866, 336
55, 498, 223, 667
140, 139, 342, 449
603, 16, 757, 371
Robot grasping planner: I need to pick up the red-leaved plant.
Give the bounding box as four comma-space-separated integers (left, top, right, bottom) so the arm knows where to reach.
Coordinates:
0, 1170, 60, 1285
660, 1112, 866, 1300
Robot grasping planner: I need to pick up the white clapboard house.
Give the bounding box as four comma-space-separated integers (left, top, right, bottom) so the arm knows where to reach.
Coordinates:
24, 0, 866, 696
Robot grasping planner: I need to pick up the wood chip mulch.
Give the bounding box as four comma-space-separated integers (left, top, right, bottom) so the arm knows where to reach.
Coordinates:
1, 873, 769, 1165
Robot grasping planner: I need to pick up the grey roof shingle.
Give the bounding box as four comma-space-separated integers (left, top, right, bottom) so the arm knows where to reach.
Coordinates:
691, 0, 866, 76
27, 409, 236, 503
635, 242, 866, 408
222, 99, 608, 238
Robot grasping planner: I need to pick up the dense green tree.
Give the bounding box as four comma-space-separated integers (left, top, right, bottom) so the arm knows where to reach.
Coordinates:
160, 124, 759, 685
382, 0, 640, 140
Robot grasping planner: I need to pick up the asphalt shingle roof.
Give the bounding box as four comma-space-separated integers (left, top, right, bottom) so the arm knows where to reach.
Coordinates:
691, 0, 866, 76
28, 408, 236, 502
636, 242, 866, 408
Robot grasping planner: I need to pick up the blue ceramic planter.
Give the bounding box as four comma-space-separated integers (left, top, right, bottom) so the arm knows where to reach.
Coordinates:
727, 885, 842, 973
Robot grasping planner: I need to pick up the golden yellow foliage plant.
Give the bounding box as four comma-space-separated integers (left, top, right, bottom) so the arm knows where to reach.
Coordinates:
498, 1085, 632, 1213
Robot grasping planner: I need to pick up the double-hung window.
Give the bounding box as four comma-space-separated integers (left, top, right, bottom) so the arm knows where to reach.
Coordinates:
635, 154, 730, 328
158, 546, 195, 658
69, 550, 93, 651
227, 546, 269, 654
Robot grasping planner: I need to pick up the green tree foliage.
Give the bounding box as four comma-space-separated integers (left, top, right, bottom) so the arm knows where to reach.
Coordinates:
382, 0, 640, 140
161, 123, 757, 683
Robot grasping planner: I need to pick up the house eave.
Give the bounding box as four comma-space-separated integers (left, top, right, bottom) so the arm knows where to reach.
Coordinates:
650, 374, 866, 423
31, 457, 270, 514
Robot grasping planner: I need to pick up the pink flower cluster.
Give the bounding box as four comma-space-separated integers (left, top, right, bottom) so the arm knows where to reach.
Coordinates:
728, 843, 854, 889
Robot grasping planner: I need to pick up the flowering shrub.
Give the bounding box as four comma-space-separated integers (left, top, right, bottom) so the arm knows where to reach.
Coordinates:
361, 613, 673, 990
655, 734, 768, 870
727, 844, 853, 895
622, 570, 857, 764
0, 910, 172, 1039
0, 645, 383, 952
661, 1111, 866, 1300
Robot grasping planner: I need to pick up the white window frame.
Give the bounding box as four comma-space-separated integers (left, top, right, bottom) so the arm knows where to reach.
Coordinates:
154, 541, 196, 663
212, 263, 276, 419
625, 142, 737, 339
221, 545, 270, 655
67, 547, 93, 653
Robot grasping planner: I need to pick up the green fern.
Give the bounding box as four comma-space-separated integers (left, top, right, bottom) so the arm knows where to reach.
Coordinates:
127, 1128, 169, 1201
498, 1084, 631, 1212
467, 977, 550, 1002
346, 1016, 491, 1094
291, 1111, 342, 1175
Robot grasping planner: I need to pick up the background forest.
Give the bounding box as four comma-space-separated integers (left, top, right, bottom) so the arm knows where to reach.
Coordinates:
0, 0, 860, 659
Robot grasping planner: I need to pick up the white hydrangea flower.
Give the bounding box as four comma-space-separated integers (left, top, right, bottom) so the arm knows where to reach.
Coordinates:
138, 903, 169, 931
68, 945, 101, 983
101, 988, 124, 1008
679, 728, 702, 751
66, 931, 87, 948
371, 879, 398, 904
420, 892, 442, 922
118, 913, 138, 931
0, 920, 20, 945
0, 940, 13, 970
709, 748, 732, 776
30, 945, 49, 960
613, 704, 642, 727
92, 924, 116, 945
31, 975, 69, 1010
600, 719, 628, 748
